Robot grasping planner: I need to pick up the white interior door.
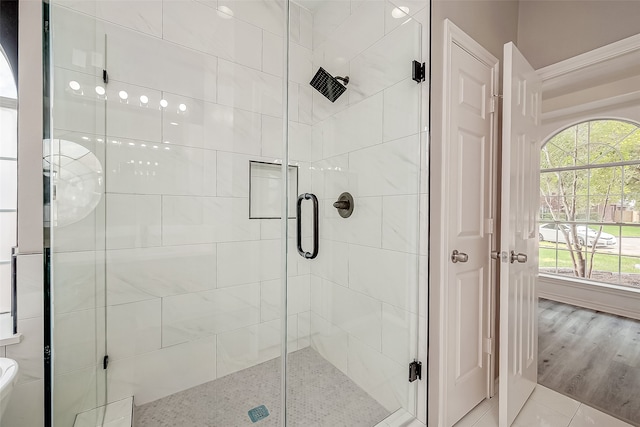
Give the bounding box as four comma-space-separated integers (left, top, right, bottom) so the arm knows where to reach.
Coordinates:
445, 37, 498, 426
499, 41, 541, 426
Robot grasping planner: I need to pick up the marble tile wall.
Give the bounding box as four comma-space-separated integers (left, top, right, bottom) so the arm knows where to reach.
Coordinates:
306, 0, 430, 417
49, 1, 314, 425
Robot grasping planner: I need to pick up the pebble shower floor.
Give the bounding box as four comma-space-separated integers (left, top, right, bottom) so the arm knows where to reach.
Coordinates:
135, 347, 391, 427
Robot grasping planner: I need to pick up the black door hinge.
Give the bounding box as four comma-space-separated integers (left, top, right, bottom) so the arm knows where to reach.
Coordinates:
412, 60, 426, 83
103, 69, 109, 84
409, 360, 422, 382
103, 355, 109, 370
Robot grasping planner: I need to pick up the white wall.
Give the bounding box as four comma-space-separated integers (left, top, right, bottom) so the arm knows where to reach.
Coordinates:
2, 0, 46, 426
517, 0, 640, 69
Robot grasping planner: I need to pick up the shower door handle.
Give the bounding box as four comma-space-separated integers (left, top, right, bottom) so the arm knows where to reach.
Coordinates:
297, 193, 319, 259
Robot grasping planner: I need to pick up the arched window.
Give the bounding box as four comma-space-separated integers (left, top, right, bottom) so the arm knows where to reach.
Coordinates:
539, 119, 640, 289
0, 46, 17, 317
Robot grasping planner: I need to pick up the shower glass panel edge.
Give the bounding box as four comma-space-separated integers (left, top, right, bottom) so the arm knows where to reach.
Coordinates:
46, 1, 109, 426
285, 1, 423, 425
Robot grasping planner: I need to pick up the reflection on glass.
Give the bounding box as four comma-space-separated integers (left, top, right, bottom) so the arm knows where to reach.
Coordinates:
44, 139, 103, 227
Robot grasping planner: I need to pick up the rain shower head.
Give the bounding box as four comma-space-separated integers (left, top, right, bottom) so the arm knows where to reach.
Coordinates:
309, 67, 349, 102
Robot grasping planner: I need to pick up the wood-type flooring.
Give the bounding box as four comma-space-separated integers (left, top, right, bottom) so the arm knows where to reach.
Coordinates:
538, 298, 640, 426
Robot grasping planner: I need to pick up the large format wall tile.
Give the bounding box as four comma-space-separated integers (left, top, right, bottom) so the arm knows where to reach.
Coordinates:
347, 335, 407, 412
53, 68, 105, 136
320, 196, 382, 248
105, 81, 162, 143
218, 0, 285, 36
217, 59, 283, 117
106, 244, 216, 305
163, 0, 262, 70
107, 299, 161, 361
309, 239, 348, 286
51, 6, 103, 75
53, 308, 102, 375
263, 31, 284, 77
348, 134, 420, 197
321, 93, 383, 158
309, 311, 348, 374
315, 279, 383, 351
381, 303, 417, 366
162, 196, 259, 245
53, 251, 102, 314
217, 239, 280, 287
106, 138, 216, 196
315, 1, 385, 73
105, 194, 161, 249
107, 336, 216, 405
383, 78, 421, 143
5, 317, 44, 384
260, 275, 311, 321
162, 283, 261, 346
162, 93, 262, 155
52, 367, 101, 427
349, 20, 420, 104
106, 23, 218, 102
381, 194, 420, 253
216, 316, 297, 377
58, 0, 163, 38
348, 244, 417, 312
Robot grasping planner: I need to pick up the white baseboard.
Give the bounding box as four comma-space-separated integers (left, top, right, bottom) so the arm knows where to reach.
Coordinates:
539, 274, 640, 320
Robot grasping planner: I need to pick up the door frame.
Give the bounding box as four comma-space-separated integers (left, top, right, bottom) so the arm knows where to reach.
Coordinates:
428, 19, 500, 427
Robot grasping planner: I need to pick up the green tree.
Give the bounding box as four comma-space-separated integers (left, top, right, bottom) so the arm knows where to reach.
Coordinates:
540, 120, 639, 278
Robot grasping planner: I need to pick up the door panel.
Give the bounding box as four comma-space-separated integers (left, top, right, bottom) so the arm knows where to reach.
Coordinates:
446, 41, 496, 426
499, 41, 541, 427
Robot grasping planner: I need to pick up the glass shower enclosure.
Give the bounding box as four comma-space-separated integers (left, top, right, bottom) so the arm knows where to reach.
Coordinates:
44, 0, 424, 425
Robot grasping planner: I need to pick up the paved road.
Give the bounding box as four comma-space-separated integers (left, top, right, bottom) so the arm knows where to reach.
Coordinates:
598, 236, 640, 258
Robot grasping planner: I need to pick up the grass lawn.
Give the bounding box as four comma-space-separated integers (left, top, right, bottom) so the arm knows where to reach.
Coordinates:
598, 225, 640, 237
539, 242, 640, 273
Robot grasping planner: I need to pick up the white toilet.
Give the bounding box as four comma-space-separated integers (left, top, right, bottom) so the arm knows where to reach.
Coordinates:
0, 358, 19, 419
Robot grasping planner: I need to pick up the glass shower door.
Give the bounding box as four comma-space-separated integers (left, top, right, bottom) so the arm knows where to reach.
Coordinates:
47, 0, 288, 425
46, 3, 108, 426
286, 1, 423, 425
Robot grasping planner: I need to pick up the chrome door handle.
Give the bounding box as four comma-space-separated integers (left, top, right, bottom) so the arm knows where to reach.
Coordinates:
451, 250, 468, 263
297, 193, 319, 259
491, 250, 500, 260
510, 251, 527, 263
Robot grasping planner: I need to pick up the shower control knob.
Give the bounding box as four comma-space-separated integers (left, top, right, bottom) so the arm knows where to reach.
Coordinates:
333, 192, 354, 218
333, 200, 349, 209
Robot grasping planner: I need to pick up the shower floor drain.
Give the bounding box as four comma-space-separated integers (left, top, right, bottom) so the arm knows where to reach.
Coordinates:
248, 405, 270, 423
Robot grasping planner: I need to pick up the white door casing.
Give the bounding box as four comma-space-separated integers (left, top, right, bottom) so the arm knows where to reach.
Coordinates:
499, 42, 541, 426
442, 21, 499, 427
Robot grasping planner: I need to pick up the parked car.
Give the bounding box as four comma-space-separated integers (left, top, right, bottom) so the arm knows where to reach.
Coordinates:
538, 223, 617, 247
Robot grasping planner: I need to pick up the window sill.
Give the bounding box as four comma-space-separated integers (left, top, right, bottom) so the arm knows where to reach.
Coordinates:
539, 273, 640, 320
0, 333, 22, 346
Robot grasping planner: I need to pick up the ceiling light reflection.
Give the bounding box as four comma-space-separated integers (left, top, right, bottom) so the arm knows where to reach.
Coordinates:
391, 6, 410, 18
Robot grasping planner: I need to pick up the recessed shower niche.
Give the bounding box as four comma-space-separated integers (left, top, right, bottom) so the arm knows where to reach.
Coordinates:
249, 161, 298, 219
